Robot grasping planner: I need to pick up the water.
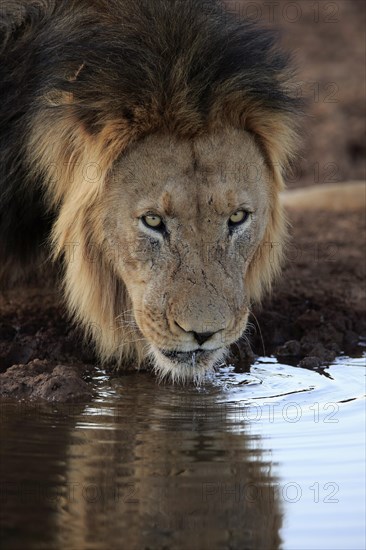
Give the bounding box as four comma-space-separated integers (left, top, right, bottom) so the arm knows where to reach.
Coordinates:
1, 355, 365, 550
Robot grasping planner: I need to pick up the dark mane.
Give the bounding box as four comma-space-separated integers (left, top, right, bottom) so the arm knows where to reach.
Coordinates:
0, 0, 300, 278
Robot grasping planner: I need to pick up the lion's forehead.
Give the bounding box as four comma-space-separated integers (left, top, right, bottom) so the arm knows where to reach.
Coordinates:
113, 129, 270, 220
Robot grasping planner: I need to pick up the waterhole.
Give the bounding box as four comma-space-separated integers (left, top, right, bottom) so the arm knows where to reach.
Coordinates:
1, 354, 365, 550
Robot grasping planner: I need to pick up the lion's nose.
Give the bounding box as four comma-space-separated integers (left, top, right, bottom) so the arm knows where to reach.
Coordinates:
192, 331, 216, 346
175, 321, 218, 345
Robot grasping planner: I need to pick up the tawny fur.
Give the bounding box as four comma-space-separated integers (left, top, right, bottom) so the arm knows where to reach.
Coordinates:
0, 0, 301, 381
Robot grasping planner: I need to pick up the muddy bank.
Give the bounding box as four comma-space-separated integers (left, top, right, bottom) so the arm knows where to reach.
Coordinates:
0, 286, 97, 401
0, 207, 364, 400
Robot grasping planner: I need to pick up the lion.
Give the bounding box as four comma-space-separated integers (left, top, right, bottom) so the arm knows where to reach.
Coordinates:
0, 0, 301, 382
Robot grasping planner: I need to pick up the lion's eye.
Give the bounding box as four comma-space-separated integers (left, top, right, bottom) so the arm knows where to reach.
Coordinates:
228, 210, 249, 228
142, 214, 165, 231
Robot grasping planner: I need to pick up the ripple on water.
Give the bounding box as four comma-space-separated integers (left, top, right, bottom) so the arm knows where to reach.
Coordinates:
214, 354, 365, 406
1, 354, 364, 550
211, 355, 365, 550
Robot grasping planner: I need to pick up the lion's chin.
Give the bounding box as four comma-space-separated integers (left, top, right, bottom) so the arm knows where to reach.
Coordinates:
149, 345, 228, 384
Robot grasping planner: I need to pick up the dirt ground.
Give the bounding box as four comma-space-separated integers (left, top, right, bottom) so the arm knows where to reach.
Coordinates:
0, 0, 365, 400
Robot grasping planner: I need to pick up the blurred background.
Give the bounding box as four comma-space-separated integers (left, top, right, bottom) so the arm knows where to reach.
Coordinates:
224, 0, 365, 188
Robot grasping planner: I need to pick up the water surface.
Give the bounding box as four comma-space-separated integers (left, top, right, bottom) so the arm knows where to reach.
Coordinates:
1, 355, 365, 550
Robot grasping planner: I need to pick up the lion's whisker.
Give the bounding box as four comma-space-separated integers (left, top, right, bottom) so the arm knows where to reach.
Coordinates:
248, 309, 266, 357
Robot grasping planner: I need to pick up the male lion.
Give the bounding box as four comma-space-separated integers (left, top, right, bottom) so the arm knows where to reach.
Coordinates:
0, 0, 300, 382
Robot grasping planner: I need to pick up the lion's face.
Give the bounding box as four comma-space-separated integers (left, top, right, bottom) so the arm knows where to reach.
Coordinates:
98, 127, 271, 382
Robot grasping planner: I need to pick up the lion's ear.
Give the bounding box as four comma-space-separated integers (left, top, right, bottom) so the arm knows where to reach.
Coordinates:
43, 62, 86, 106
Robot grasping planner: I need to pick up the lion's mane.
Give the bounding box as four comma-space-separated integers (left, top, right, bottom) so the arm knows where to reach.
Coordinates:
0, 0, 300, 367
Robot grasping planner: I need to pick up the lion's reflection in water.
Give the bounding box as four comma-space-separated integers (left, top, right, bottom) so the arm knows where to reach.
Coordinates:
57, 376, 282, 550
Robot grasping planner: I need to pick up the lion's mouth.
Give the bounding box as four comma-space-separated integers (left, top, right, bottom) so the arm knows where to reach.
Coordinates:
160, 348, 216, 365
150, 344, 227, 383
